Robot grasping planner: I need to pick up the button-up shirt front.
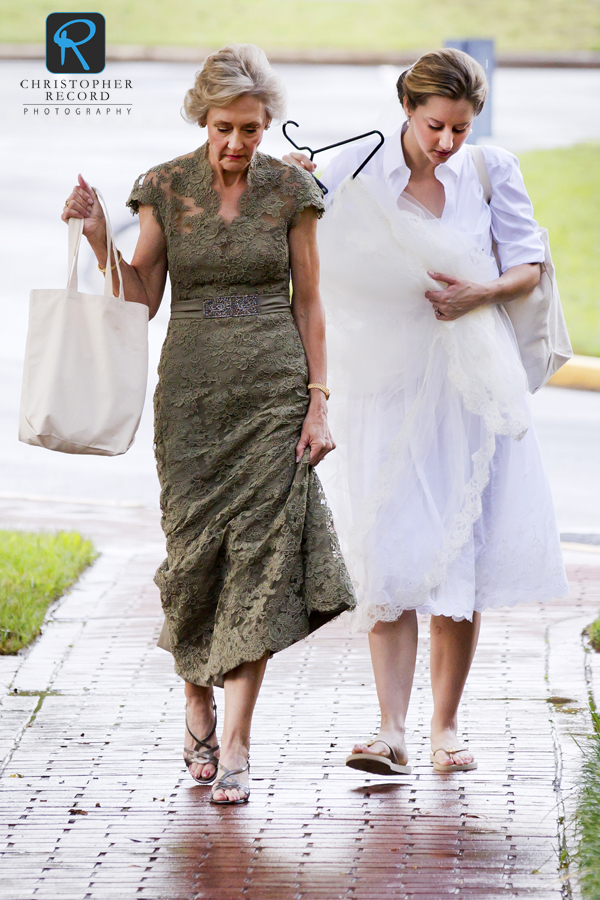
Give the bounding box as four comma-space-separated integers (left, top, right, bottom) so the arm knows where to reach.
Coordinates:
321, 125, 545, 275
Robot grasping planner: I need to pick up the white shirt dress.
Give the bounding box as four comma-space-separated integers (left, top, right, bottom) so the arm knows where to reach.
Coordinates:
316, 125, 569, 631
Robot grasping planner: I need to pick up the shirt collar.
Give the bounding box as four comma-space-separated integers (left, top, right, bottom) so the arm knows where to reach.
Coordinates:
382, 122, 466, 183
437, 145, 465, 180
382, 123, 408, 182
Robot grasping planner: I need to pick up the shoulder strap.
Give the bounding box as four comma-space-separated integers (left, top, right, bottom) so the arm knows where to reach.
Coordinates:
468, 145, 501, 270
467, 145, 492, 205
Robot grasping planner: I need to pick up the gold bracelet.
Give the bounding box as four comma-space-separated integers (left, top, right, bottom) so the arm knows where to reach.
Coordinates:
307, 382, 330, 400
98, 249, 122, 274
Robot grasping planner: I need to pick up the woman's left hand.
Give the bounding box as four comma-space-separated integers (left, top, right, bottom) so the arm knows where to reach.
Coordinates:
296, 398, 335, 465
425, 271, 490, 321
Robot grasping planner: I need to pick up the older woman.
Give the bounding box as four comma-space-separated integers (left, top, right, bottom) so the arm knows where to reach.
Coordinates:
286, 49, 568, 775
62, 44, 354, 804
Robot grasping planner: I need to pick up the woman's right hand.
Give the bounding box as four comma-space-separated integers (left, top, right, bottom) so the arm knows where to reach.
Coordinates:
283, 152, 317, 173
61, 173, 106, 242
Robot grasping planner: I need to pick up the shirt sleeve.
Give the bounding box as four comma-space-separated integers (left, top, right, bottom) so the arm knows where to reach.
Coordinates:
483, 146, 545, 271
125, 170, 164, 231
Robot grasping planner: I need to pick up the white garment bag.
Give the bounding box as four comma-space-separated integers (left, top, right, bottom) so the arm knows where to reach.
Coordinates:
19, 190, 149, 455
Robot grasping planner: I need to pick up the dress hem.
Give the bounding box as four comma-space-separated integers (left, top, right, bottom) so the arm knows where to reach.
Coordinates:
168, 603, 354, 688
350, 581, 570, 632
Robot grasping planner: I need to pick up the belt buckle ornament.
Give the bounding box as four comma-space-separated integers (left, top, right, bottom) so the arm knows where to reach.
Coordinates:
203, 295, 259, 318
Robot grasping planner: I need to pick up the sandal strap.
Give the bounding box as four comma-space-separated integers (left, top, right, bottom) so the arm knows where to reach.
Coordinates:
365, 739, 399, 766
431, 746, 468, 757
212, 778, 248, 796
186, 698, 217, 750
211, 763, 249, 796
184, 746, 218, 766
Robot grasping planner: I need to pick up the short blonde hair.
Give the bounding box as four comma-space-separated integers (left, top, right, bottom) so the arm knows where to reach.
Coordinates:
397, 48, 488, 116
183, 44, 286, 127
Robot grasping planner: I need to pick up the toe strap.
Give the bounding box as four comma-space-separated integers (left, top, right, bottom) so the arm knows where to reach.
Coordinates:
365, 739, 398, 765
211, 763, 249, 796
185, 746, 218, 766
431, 747, 469, 757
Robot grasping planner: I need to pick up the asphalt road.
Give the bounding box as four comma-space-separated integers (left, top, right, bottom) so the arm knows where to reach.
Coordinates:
2, 59, 599, 535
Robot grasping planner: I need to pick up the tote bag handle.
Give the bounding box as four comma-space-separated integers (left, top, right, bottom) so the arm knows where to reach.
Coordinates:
468, 145, 492, 204
66, 188, 124, 300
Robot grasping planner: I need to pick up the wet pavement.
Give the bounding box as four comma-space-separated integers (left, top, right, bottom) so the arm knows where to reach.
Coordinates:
1, 495, 599, 899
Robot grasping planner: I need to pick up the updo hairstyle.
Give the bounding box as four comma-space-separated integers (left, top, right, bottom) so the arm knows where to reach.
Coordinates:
397, 48, 488, 116
183, 43, 286, 127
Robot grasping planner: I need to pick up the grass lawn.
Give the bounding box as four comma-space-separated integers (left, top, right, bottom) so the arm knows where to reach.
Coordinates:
588, 618, 600, 652
1, 0, 599, 52
577, 720, 600, 899
0, 530, 96, 655
519, 144, 600, 357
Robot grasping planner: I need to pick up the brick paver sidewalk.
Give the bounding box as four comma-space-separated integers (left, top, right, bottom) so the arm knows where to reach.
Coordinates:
1, 496, 599, 900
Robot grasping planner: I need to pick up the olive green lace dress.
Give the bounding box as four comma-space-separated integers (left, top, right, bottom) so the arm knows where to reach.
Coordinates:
127, 143, 355, 688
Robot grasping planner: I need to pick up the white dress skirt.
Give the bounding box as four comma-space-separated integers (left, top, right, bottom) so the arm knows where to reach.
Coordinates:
317, 174, 569, 632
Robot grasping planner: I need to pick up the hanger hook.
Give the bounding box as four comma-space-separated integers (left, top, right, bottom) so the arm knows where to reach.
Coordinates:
282, 121, 316, 160
282, 120, 386, 192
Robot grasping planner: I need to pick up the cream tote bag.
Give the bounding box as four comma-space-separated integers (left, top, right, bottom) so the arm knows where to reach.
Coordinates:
468, 145, 572, 394
19, 190, 149, 455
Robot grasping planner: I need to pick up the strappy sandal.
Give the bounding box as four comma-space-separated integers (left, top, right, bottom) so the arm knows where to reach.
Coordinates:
183, 698, 219, 785
430, 746, 477, 773
346, 739, 412, 775
210, 759, 250, 805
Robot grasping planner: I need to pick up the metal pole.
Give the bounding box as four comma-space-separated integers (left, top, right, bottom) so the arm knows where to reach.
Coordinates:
445, 39, 495, 142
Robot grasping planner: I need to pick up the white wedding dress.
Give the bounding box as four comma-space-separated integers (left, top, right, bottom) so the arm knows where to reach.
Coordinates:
317, 174, 568, 631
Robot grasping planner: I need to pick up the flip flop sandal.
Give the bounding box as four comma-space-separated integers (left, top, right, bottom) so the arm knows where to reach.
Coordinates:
183, 698, 219, 785
430, 746, 478, 773
210, 760, 250, 805
345, 739, 412, 775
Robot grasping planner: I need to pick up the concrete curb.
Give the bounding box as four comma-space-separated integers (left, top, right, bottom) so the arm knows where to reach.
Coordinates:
548, 354, 600, 392
2, 43, 600, 68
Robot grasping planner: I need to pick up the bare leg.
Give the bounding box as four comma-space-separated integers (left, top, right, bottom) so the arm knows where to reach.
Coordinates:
211, 652, 270, 802
429, 612, 481, 767
184, 682, 219, 781
352, 610, 418, 766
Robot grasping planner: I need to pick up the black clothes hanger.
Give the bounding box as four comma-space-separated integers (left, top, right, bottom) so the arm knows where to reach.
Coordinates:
282, 121, 385, 195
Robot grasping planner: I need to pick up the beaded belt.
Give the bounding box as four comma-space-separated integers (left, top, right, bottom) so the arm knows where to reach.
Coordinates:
170, 293, 291, 320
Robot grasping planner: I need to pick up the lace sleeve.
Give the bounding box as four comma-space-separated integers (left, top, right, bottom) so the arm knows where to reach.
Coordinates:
285, 165, 326, 228
126, 170, 165, 230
